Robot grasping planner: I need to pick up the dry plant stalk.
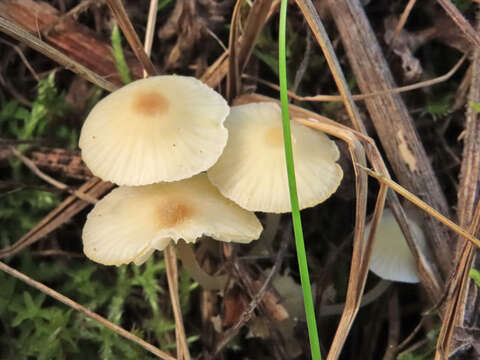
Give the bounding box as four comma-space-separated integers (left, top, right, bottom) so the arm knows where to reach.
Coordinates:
105, 0, 158, 76
436, 8, 480, 358
165, 245, 191, 360
226, 0, 273, 101
435, 204, 480, 359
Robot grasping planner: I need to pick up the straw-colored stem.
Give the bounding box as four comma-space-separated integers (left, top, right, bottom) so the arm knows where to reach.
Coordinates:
164, 244, 191, 360
360, 165, 480, 249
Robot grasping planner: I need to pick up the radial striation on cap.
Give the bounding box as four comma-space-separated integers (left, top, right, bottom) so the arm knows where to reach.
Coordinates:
207, 102, 343, 213
368, 209, 424, 283
82, 174, 263, 266
79, 75, 229, 186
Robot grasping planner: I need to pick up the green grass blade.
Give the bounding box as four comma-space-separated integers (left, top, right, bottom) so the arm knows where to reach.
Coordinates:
111, 24, 132, 85
278, 1, 322, 359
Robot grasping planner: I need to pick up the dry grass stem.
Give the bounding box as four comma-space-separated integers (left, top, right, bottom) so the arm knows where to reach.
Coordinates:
360, 165, 480, 249
0, 177, 113, 258
0, 261, 176, 360
165, 244, 191, 360
0, 16, 117, 92
436, 11, 480, 356
105, 0, 158, 76
227, 0, 274, 102
437, 0, 480, 48
11, 147, 98, 204
243, 54, 466, 102
389, 0, 417, 50
143, 0, 158, 77
435, 201, 480, 359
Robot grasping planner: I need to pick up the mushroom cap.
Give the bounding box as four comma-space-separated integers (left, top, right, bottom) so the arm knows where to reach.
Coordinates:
368, 209, 423, 283
79, 75, 229, 186
207, 102, 343, 213
82, 174, 263, 266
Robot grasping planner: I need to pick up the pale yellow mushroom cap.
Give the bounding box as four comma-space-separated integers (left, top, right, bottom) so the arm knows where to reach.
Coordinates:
82, 174, 262, 266
207, 102, 343, 213
368, 209, 424, 283
79, 75, 229, 186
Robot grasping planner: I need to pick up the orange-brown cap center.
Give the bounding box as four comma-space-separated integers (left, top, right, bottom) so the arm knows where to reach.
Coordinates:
132, 91, 170, 116
264, 126, 284, 147
157, 199, 193, 228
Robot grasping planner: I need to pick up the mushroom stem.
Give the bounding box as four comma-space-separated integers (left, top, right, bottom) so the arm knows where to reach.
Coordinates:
176, 240, 228, 291
251, 213, 281, 255
318, 279, 391, 317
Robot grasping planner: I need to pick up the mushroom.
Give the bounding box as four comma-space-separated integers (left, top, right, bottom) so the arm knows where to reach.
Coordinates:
82, 174, 262, 266
207, 102, 343, 213
79, 75, 229, 186
367, 209, 425, 283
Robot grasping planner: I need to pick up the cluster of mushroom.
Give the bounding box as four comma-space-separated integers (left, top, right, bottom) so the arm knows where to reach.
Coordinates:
79, 75, 344, 266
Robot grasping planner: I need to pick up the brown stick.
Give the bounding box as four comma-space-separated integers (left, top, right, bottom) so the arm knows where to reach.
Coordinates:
327, 0, 453, 279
